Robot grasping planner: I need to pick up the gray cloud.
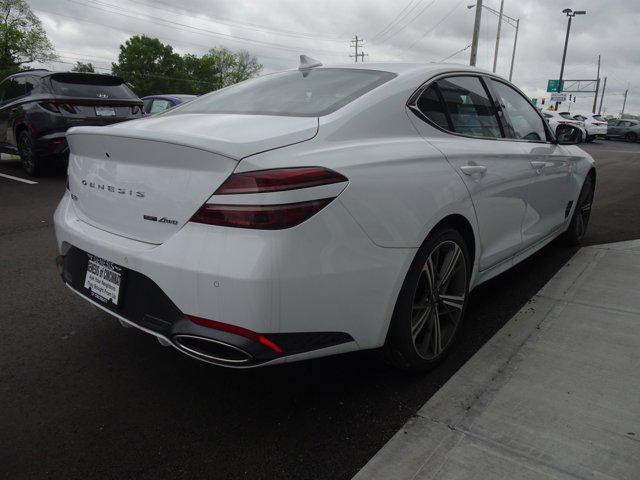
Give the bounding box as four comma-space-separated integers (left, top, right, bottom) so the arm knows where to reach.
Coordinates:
30, 0, 638, 115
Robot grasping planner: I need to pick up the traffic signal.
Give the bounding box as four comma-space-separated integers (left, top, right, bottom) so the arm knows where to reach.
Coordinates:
541, 98, 545, 105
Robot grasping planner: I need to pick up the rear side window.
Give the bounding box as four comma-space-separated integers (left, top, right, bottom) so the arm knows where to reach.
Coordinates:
49, 74, 137, 99
173, 68, 396, 117
416, 84, 449, 130
432, 76, 502, 138
490, 80, 547, 141
1, 78, 25, 101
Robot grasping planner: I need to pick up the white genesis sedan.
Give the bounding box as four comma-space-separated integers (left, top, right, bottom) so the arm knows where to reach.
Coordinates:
54, 59, 595, 371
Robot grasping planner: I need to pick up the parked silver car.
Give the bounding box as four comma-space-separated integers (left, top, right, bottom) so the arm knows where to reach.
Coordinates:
606, 119, 640, 142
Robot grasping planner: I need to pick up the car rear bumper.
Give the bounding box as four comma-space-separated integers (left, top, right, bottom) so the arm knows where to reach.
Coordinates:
53, 193, 415, 367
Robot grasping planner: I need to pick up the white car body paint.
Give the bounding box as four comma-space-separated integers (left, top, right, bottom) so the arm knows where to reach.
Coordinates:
54, 63, 595, 367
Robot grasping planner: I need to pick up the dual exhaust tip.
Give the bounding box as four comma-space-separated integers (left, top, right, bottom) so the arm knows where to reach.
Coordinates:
172, 334, 253, 365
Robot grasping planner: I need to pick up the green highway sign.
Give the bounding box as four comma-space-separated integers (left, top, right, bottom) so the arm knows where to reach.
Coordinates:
547, 79, 564, 92
531, 98, 538, 105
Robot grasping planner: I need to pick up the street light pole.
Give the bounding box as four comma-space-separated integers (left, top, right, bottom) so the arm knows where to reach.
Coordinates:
469, 0, 483, 66
492, 0, 505, 73
509, 18, 519, 81
556, 8, 586, 110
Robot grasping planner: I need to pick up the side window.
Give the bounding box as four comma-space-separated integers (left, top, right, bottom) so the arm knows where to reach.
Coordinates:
415, 84, 449, 131
143, 98, 153, 113
437, 76, 502, 138
490, 79, 547, 141
150, 99, 171, 114
3, 78, 25, 101
24, 76, 36, 95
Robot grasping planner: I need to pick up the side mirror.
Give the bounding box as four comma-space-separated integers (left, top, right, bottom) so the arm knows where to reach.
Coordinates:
556, 124, 584, 145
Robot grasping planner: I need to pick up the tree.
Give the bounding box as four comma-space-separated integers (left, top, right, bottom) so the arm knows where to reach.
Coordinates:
182, 47, 262, 95
0, 0, 56, 78
71, 61, 95, 73
111, 35, 186, 97
112, 36, 263, 96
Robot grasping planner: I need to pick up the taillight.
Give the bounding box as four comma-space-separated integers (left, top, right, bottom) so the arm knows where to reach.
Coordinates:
190, 167, 348, 230
39, 101, 60, 113
60, 103, 77, 114
188, 315, 282, 353
191, 199, 333, 230
215, 167, 347, 194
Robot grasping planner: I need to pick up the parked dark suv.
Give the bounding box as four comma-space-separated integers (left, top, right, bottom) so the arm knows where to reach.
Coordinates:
0, 70, 143, 176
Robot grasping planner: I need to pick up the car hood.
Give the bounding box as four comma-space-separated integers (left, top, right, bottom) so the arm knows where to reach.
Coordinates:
67, 113, 319, 160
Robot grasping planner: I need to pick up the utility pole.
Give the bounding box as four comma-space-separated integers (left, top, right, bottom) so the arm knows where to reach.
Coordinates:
556, 9, 586, 110
621, 87, 629, 117
492, 0, 505, 73
508, 18, 519, 81
591, 54, 600, 114
350, 35, 367, 63
469, 0, 483, 66
598, 76, 607, 115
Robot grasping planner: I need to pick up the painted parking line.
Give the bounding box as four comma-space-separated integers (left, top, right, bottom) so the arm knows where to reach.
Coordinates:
0, 172, 38, 185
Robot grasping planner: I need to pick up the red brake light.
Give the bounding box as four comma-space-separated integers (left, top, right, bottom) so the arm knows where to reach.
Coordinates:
188, 315, 282, 353
215, 167, 347, 194
191, 199, 332, 230
39, 101, 60, 113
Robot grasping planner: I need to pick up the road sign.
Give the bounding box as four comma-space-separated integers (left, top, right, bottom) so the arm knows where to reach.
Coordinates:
547, 79, 564, 92
550, 93, 566, 102
531, 98, 538, 106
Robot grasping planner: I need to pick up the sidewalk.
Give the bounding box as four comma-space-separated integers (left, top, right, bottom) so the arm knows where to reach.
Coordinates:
354, 240, 640, 480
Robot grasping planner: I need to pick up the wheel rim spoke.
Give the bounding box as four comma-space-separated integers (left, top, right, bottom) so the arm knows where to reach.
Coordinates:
437, 244, 461, 288
439, 294, 465, 311
411, 240, 467, 361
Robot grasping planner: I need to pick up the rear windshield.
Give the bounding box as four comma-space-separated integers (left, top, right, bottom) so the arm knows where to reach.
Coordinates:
593, 115, 604, 121
171, 68, 396, 117
559, 112, 573, 119
49, 74, 137, 99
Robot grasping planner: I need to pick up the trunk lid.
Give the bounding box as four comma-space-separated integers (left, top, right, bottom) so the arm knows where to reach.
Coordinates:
66, 114, 318, 244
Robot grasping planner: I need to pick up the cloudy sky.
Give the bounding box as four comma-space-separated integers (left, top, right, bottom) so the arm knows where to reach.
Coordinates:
29, 0, 639, 115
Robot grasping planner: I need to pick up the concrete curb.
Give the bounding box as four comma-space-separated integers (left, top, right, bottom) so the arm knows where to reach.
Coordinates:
354, 241, 640, 480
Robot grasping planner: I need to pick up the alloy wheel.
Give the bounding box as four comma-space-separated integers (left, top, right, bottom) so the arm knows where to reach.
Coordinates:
410, 240, 467, 360
575, 188, 593, 240
19, 133, 34, 173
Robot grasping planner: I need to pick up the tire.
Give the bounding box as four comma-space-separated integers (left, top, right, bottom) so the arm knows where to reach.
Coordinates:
560, 175, 594, 246
384, 227, 470, 372
625, 132, 637, 142
18, 130, 45, 176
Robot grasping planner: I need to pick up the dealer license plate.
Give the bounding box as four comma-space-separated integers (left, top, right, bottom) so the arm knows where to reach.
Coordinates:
84, 254, 123, 306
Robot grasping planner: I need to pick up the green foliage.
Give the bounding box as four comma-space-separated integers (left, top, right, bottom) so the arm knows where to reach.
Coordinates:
71, 61, 95, 73
0, 0, 56, 78
112, 36, 262, 97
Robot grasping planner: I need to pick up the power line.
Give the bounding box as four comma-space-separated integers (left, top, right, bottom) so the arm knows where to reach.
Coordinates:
439, 44, 471, 62
374, 0, 426, 41
64, 0, 347, 57
124, 0, 344, 41
407, 0, 465, 51
35, 8, 323, 64
377, 0, 439, 43
371, 0, 421, 40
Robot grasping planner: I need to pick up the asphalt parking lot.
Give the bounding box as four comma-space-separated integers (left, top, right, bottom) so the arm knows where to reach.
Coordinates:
2, 140, 640, 480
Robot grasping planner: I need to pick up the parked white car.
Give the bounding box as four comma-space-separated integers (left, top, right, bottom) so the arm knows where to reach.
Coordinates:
569, 113, 607, 141
541, 110, 588, 141
54, 61, 595, 371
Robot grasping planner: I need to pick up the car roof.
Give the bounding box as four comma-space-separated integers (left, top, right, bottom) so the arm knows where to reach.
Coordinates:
142, 94, 197, 100
321, 61, 489, 76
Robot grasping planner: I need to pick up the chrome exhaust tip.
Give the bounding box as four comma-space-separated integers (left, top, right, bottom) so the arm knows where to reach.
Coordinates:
172, 334, 253, 365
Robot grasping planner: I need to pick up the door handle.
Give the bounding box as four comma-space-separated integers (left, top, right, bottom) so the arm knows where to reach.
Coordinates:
460, 165, 487, 176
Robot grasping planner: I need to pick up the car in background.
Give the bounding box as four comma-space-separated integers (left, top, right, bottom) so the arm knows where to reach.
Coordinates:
571, 113, 607, 141
142, 94, 197, 115
541, 110, 587, 141
55, 62, 595, 372
0, 70, 143, 176
606, 118, 640, 142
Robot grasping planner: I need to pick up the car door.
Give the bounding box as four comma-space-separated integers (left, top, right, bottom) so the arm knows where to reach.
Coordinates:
487, 78, 576, 249
408, 75, 533, 271
608, 120, 622, 137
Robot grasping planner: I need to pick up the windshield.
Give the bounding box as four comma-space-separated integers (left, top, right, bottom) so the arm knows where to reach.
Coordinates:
171, 68, 396, 117
49, 73, 137, 99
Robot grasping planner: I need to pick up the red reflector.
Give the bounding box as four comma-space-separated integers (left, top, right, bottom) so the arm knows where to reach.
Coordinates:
215, 167, 347, 195
190, 198, 332, 230
188, 315, 282, 354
